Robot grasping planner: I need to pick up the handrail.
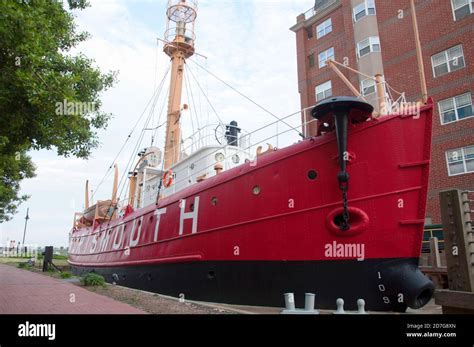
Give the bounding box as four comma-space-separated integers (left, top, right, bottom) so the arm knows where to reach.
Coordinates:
180, 123, 251, 154
164, 27, 196, 44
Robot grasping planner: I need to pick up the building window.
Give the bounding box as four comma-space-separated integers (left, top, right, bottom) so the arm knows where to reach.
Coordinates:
357, 37, 380, 58
315, 81, 332, 102
316, 18, 332, 39
451, 0, 474, 20
360, 78, 376, 96
446, 145, 474, 176
431, 45, 465, 77
318, 47, 334, 68
306, 26, 314, 39
439, 93, 473, 124
308, 53, 315, 68
353, 0, 376, 22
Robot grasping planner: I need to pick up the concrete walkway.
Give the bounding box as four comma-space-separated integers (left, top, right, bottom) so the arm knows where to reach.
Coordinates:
0, 264, 145, 314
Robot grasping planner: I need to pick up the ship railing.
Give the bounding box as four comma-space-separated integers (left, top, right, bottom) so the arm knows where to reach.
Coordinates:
181, 123, 251, 156
164, 27, 196, 45
119, 105, 317, 207
169, 105, 319, 190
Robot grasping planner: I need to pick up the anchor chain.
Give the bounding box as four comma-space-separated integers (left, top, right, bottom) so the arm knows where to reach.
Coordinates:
339, 173, 350, 231
340, 185, 350, 231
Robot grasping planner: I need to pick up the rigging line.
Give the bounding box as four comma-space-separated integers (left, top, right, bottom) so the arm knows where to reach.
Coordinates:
183, 70, 195, 138
103, 95, 159, 231
384, 82, 405, 98
148, 60, 169, 135
101, 67, 171, 230
118, 72, 169, 194
92, 64, 171, 200
328, 59, 405, 98
185, 65, 201, 137
185, 64, 201, 131
188, 58, 304, 138
119, 67, 171, 195
153, 39, 160, 90
97, 63, 170, 219
185, 63, 223, 125
147, 73, 164, 144
152, 86, 170, 146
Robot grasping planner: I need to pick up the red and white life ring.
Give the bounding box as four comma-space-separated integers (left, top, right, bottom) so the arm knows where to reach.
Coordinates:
162, 170, 174, 188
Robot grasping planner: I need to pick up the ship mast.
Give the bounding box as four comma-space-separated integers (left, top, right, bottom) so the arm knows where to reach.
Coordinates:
163, 0, 198, 170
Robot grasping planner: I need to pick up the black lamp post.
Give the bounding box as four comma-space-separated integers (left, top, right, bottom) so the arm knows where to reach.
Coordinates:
21, 208, 29, 251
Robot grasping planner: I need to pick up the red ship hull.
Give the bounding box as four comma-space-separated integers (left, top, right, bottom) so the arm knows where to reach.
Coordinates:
69, 102, 434, 311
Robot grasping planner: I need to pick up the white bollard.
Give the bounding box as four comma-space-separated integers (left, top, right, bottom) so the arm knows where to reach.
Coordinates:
334, 298, 345, 314
357, 299, 367, 314
304, 293, 315, 311
284, 293, 296, 311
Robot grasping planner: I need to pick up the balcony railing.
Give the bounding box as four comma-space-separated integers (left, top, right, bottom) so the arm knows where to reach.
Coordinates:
302, 0, 339, 20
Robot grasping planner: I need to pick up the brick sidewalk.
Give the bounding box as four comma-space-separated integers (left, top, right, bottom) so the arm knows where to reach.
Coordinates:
0, 264, 145, 314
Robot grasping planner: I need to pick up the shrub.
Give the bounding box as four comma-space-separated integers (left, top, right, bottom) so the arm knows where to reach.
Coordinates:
82, 273, 106, 287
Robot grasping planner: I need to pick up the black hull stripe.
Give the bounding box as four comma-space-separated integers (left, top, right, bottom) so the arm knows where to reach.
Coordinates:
72, 258, 434, 312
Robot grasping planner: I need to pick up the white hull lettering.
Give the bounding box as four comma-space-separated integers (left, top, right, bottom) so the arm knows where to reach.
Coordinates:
154, 208, 167, 242
129, 216, 144, 247
112, 224, 125, 250
179, 196, 200, 235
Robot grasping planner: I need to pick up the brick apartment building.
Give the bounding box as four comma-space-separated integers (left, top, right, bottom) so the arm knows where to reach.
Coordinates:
290, 0, 474, 223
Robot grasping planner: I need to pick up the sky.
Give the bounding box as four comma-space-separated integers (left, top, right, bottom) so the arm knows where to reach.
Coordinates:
0, 0, 315, 248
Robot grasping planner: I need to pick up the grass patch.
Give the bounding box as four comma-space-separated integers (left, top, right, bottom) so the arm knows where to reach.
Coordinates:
60, 271, 72, 279
82, 273, 106, 287
17, 262, 32, 269
0, 257, 31, 265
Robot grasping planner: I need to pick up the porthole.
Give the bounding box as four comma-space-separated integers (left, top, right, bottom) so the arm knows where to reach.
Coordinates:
215, 152, 225, 162
211, 197, 218, 206
307, 170, 318, 180
232, 154, 240, 164
252, 185, 261, 195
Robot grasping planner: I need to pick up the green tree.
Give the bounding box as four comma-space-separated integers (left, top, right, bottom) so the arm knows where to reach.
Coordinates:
0, 0, 117, 222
